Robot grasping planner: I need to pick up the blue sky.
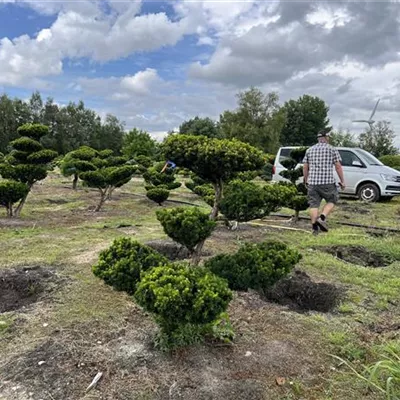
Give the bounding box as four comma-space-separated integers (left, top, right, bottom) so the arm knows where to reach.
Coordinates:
1, 1, 400, 141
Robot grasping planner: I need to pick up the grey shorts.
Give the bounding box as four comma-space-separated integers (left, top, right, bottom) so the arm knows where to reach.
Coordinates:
308, 184, 338, 208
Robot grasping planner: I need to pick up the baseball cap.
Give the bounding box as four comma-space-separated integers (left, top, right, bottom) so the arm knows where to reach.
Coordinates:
317, 128, 331, 138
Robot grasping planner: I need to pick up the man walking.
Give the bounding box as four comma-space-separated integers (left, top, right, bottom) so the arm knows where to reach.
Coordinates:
303, 129, 345, 235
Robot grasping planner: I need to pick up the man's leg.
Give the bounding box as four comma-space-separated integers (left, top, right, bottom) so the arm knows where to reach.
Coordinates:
320, 202, 335, 220
317, 185, 339, 231
308, 186, 321, 235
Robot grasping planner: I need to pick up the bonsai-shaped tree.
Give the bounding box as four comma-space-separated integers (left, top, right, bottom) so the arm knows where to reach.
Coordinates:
0, 123, 57, 217
143, 161, 181, 206
79, 150, 135, 211
162, 135, 264, 220
156, 207, 216, 265
0, 180, 30, 217
279, 147, 309, 222
146, 187, 170, 206
60, 146, 98, 190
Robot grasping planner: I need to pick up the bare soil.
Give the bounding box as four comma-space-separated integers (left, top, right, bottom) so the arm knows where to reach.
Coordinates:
0, 266, 64, 313
0, 293, 329, 400
264, 270, 344, 313
321, 245, 394, 268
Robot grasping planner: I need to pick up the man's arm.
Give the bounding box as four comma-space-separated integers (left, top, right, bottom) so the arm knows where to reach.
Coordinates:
335, 162, 345, 190
332, 149, 345, 189
303, 163, 309, 185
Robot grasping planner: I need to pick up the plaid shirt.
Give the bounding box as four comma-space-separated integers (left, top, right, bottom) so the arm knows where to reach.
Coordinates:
302, 143, 341, 185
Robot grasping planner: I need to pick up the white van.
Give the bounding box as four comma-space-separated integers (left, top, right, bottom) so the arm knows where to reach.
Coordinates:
272, 146, 400, 202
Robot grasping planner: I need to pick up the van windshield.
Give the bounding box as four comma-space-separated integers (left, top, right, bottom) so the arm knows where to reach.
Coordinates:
356, 149, 383, 166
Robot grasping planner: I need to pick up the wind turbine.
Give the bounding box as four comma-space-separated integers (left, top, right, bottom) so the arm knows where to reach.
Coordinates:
352, 99, 380, 129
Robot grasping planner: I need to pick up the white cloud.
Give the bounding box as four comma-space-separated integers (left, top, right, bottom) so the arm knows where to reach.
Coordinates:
120, 68, 162, 95
0, 0, 192, 85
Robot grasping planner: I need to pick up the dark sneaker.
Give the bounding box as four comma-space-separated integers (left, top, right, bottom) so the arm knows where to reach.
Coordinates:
317, 217, 328, 232
312, 229, 319, 236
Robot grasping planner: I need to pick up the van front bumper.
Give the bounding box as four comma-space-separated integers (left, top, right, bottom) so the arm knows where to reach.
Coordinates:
384, 185, 400, 195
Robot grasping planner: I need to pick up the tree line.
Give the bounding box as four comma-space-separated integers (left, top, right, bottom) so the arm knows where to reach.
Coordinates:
1, 88, 398, 159
175, 88, 398, 158
0, 91, 125, 155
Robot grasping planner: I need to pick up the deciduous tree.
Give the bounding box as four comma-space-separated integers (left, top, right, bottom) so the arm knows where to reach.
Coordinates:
280, 95, 330, 146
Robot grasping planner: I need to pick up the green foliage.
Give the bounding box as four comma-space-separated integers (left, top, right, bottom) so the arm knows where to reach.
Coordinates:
70, 146, 98, 161
290, 194, 309, 213
17, 123, 49, 140
192, 184, 215, 207
0, 180, 29, 217
359, 121, 398, 157
27, 149, 58, 164
122, 128, 158, 159
92, 237, 168, 295
134, 155, 153, 168
156, 207, 216, 253
143, 162, 181, 190
10, 137, 43, 153
263, 182, 299, 211
380, 155, 400, 170
162, 135, 264, 192
234, 170, 259, 181
219, 87, 285, 153
205, 241, 302, 291
146, 187, 170, 205
281, 95, 330, 146
179, 116, 220, 138
77, 150, 134, 210
330, 129, 358, 147
220, 180, 273, 223
332, 344, 400, 400
134, 263, 232, 342
0, 123, 57, 216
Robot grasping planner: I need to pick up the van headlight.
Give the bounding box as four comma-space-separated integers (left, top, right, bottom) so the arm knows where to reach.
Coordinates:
381, 174, 399, 182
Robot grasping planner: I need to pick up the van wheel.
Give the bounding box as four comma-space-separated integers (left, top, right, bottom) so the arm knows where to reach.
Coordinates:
357, 183, 380, 202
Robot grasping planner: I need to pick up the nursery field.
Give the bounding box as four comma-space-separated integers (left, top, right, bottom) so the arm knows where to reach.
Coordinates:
0, 171, 399, 400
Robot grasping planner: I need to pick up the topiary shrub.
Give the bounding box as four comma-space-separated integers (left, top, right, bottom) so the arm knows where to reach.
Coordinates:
263, 182, 298, 212
146, 187, 170, 206
205, 241, 302, 292
92, 237, 169, 295
156, 207, 216, 265
60, 146, 98, 189
279, 148, 309, 222
0, 180, 30, 217
134, 263, 233, 350
0, 123, 57, 217
220, 180, 271, 226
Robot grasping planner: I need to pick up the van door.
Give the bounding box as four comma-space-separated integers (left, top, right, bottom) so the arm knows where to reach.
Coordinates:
337, 149, 367, 195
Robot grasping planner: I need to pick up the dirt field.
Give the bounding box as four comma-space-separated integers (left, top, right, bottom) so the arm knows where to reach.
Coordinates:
0, 172, 399, 400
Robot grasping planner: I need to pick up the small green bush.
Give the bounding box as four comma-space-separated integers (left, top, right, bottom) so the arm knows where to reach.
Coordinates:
156, 207, 216, 253
380, 155, 400, 170
92, 237, 168, 295
134, 263, 233, 349
146, 187, 170, 205
205, 241, 302, 291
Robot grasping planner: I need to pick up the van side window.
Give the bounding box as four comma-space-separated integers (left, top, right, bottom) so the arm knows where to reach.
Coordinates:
338, 150, 363, 167
279, 148, 292, 164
